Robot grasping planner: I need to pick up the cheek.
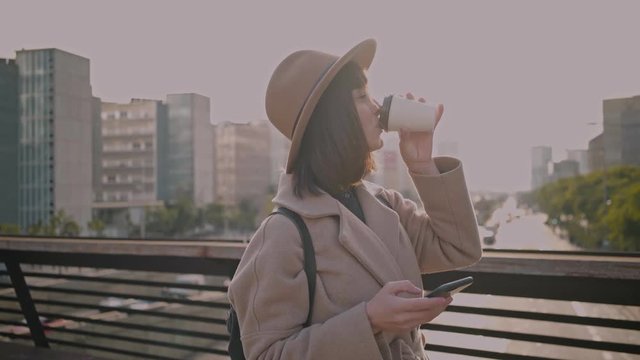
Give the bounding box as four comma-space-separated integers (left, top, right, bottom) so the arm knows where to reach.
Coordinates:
356, 104, 375, 128
356, 104, 369, 128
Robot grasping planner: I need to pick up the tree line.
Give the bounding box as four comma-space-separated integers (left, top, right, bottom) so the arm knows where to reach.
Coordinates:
521, 165, 639, 251
0, 198, 262, 239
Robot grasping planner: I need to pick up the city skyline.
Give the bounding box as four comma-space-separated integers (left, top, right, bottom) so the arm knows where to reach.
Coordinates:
1, 1, 639, 192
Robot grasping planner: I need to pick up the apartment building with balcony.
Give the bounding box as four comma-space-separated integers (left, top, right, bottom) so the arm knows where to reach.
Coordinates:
98, 99, 167, 206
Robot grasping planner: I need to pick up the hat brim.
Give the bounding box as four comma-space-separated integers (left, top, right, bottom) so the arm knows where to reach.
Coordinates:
285, 38, 377, 173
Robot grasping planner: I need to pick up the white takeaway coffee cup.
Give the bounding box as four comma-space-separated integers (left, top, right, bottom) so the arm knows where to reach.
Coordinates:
378, 94, 438, 132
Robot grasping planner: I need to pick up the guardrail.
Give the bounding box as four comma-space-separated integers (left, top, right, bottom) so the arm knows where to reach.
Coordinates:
0, 236, 638, 359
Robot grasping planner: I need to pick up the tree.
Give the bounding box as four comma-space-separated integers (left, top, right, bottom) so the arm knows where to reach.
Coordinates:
474, 195, 507, 226
52, 210, 81, 237
172, 197, 197, 235
203, 203, 226, 233
145, 206, 178, 238
0, 223, 21, 235
603, 183, 640, 251
27, 222, 48, 236
26, 210, 81, 237
235, 199, 259, 231
87, 218, 106, 237
145, 198, 198, 238
533, 165, 640, 251
59, 220, 81, 237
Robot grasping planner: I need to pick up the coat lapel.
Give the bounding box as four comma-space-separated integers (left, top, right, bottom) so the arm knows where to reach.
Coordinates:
357, 183, 401, 259
337, 183, 404, 286
273, 174, 404, 287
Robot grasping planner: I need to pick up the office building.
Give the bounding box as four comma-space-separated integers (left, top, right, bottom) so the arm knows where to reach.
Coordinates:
602, 95, 640, 168
0, 59, 19, 225
16, 49, 93, 229
531, 146, 552, 190
92, 96, 102, 203
162, 93, 213, 206
551, 160, 580, 182
566, 149, 589, 175
587, 95, 640, 172
588, 134, 604, 172
214, 121, 271, 210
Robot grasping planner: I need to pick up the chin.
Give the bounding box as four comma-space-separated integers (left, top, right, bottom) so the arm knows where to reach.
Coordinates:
371, 139, 384, 151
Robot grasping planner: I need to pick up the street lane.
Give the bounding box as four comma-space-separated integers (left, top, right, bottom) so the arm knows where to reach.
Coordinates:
425, 199, 639, 360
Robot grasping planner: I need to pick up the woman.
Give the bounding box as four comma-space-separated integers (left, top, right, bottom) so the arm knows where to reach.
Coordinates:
228, 38, 482, 360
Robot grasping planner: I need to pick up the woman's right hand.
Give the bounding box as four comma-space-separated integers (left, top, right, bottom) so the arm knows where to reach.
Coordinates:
365, 280, 452, 334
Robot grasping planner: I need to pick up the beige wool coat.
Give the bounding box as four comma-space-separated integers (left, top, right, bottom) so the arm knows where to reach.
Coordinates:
228, 156, 482, 360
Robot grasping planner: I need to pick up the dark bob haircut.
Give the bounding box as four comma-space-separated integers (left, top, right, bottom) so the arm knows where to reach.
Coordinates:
292, 61, 376, 198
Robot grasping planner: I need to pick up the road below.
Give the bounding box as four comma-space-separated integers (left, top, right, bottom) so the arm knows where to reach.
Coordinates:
425, 199, 638, 359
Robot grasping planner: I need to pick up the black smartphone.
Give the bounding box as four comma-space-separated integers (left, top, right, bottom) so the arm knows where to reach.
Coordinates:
425, 276, 474, 298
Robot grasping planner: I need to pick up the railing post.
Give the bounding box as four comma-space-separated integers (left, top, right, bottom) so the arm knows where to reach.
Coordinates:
5, 260, 49, 348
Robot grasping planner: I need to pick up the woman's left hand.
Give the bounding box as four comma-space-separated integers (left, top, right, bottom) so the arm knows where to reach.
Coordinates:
398, 92, 444, 175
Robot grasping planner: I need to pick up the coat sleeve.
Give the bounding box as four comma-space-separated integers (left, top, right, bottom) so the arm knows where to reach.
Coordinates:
228, 215, 382, 360
382, 156, 482, 273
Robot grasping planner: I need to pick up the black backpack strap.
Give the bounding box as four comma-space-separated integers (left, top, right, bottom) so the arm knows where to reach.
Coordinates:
271, 207, 316, 327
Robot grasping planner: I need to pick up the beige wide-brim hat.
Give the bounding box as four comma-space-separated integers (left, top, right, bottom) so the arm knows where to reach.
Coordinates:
265, 38, 377, 173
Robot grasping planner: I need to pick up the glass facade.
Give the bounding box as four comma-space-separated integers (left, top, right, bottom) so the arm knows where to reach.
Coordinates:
165, 94, 194, 200
16, 50, 55, 228
15, 49, 93, 230
603, 96, 640, 167
0, 59, 19, 225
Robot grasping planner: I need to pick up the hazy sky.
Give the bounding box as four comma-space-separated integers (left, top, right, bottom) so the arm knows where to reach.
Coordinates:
1, 0, 639, 192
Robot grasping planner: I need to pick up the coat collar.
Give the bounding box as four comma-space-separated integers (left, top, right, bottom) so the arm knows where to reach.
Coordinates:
273, 174, 404, 286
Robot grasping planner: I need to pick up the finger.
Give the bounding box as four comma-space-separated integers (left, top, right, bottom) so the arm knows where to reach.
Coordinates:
405, 92, 415, 100
395, 312, 432, 328
409, 307, 447, 325
384, 280, 422, 296
418, 97, 426, 103
397, 307, 446, 328
401, 296, 450, 312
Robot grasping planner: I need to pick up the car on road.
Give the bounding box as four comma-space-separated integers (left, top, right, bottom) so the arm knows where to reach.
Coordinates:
7, 316, 72, 335
99, 297, 138, 308
479, 226, 496, 246
161, 274, 205, 299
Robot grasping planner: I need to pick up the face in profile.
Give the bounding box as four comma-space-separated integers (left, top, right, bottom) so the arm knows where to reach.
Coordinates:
352, 85, 383, 151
